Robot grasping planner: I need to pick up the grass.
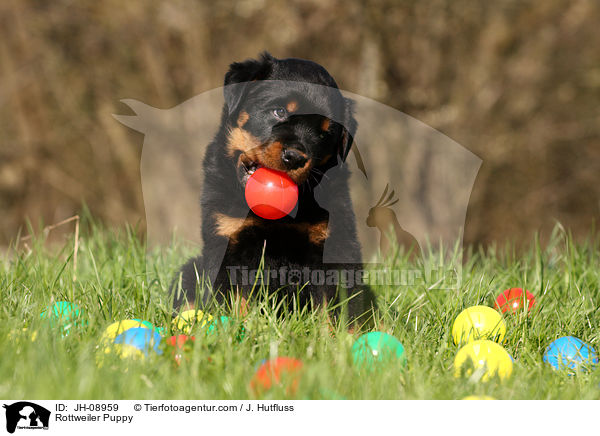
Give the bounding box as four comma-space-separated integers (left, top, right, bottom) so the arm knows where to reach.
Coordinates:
1, 219, 599, 400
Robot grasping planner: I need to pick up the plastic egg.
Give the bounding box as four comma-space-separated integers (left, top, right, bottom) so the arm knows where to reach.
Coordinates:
543, 336, 598, 373
494, 288, 535, 314
454, 340, 513, 381
101, 319, 155, 343
172, 310, 214, 335
40, 301, 84, 334
250, 357, 303, 396
351, 332, 407, 369
452, 306, 506, 345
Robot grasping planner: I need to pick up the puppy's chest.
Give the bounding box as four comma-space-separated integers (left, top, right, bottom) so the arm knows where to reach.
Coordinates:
250, 219, 328, 245
214, 212, 329, 256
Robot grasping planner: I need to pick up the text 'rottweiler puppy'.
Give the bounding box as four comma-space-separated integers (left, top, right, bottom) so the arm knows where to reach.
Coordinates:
172, 52, 375, 326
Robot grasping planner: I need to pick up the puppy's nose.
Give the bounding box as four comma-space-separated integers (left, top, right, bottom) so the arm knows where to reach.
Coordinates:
281, 148, 308, 170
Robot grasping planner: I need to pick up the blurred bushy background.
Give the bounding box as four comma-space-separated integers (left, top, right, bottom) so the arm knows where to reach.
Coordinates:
1, 0, 598, 246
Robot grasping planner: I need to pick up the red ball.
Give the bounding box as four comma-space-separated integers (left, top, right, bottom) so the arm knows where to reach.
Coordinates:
250, 357, 303, 396
494, 288, 536, 314
245, 167, 298, 220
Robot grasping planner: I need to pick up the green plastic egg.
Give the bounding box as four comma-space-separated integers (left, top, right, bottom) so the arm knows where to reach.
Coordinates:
352, 332, 407, 369
40, 301, 84, 334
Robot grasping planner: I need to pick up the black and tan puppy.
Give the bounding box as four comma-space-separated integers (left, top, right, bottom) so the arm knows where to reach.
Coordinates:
172, 52, 375, 326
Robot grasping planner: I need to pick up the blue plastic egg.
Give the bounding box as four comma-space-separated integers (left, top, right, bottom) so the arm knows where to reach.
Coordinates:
114, 327, 163, 356
543, 336, 598, 372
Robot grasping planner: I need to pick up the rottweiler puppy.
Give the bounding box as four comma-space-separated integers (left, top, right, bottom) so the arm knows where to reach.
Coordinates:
172, 52, 375, 326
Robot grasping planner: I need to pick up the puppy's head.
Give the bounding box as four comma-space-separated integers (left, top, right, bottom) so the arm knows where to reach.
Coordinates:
222, 52, 356, 187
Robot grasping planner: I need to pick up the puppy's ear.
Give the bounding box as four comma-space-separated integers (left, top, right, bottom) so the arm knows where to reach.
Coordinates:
338, 97, 357, 162
223, 52, 274, 116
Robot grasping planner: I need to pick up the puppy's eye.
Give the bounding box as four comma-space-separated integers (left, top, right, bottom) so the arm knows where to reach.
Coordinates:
272, 107, 287, 120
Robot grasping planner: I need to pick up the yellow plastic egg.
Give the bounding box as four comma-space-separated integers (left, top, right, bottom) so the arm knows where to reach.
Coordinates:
462, 395, 496, 400
100, 320, 152, 343
97, 343, 145, 367
105, 343, 145, 360
454, 340, 513, 381
172, 310, 214, 334
452, 305, 506, 345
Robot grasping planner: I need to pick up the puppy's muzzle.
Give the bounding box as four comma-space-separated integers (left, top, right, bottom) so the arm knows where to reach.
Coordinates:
282, 148, 308, 170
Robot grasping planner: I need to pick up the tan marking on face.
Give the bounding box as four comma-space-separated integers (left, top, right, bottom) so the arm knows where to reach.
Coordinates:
227, 127, 261, 157
319, 154, 332, 166
213, 213, 258, 242
320, 118, 330, 131
239, 140, 313, 185
259, 141, 285, 169
287, 158, 312, 184
286, 100, 298, 112
237, 110, 249, 127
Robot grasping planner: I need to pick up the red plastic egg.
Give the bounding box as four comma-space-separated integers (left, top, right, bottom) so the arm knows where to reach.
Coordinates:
166, 334, 195, 365
166, 334, 195, 348
250, 357, 303, 396
245, 167, 298, 220
494, 288, 536, 314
